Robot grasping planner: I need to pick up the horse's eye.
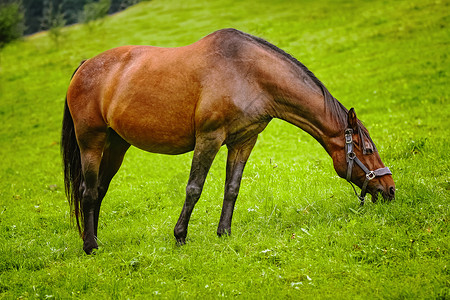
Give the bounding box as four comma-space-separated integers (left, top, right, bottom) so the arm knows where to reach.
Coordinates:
363, 140, 374, 154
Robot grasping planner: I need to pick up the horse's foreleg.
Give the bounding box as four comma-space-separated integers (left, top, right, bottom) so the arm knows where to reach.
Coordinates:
174, 132, 224, 244
217, 136, 258, 237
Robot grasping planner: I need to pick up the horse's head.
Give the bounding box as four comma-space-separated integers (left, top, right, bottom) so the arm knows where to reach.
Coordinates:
332, 108, 395, 203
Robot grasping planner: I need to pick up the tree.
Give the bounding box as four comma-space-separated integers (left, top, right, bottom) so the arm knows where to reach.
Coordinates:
0, 1, 25, 49
79, 0, 111, 28
40, 0, 66, 46
3, 0, 144, 38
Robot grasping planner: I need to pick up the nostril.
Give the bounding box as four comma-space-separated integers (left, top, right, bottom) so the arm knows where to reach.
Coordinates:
389, 186, 395, 197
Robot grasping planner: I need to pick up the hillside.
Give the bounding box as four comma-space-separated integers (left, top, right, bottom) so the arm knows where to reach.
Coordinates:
0, 0, 448, 298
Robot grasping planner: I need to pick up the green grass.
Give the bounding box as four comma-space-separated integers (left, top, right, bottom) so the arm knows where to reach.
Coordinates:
0, 0, 449, 298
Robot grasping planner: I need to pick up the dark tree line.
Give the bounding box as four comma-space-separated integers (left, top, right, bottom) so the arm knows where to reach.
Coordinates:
22, 0, 142, 34
0, 0, 144, 48
0, 1, 24, 48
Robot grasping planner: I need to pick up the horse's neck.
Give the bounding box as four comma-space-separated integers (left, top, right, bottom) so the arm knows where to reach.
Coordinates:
269, 78, 344, 155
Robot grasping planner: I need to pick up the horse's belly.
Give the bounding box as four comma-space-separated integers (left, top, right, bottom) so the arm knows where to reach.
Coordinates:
110, 110, 196, 155
100, 47, 202, 154
132, 138, 195, 155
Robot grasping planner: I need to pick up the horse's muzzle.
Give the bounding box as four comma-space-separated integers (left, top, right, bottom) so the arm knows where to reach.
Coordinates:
370, 184, 395, 202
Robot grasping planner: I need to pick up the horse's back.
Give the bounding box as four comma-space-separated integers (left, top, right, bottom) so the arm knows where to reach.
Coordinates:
67, 44, 208, 154
67, 29, 269, 154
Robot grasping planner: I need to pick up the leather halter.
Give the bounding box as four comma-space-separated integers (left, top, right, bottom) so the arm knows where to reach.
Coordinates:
345, 128, 392, 205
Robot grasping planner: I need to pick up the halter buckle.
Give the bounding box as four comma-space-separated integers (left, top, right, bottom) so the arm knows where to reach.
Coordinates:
347, 152, 356, 160
345, 129, 353, 144
366, 171, 376, 180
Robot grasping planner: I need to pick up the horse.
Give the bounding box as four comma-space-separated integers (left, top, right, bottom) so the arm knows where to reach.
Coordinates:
62, 28, 395, 254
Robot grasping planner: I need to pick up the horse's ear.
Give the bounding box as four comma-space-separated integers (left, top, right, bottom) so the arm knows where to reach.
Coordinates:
347, 108, 358, 131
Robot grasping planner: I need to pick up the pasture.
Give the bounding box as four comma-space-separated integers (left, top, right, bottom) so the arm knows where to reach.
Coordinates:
0, 0, 448, 298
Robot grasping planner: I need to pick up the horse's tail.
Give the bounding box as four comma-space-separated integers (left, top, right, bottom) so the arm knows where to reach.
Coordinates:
61, 61, 86, 236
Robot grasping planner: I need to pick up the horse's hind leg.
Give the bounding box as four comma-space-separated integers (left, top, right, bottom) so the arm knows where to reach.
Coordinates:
78, 130, 107, 254
217, 136, 258, 236
94, 129, 130, 238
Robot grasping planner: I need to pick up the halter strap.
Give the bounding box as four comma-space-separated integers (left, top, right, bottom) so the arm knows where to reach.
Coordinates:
344, 128, 392, 205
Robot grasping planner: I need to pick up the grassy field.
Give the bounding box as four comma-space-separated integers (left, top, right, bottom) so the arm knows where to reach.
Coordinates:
0, 0, 448, 298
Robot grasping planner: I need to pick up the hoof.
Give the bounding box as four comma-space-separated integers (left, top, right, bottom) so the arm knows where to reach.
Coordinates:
83, 239, 98, 255
176, 237, 186, 245
174, 227, 187, 245
217, 227, 231, 237
83, 245, 98, 255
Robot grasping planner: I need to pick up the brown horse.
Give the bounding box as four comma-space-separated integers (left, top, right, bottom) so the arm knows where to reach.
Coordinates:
62, 28, 395, 254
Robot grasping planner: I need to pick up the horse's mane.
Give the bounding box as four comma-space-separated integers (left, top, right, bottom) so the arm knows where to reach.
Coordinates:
230, 29, 349, 127
215, 29, 377, 150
